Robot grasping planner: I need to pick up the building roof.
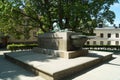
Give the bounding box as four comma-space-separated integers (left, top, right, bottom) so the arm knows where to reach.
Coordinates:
95, 27, 120, 31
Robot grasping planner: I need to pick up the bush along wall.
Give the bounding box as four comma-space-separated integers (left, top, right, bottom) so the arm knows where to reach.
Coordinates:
7, 44, 38, 51
84, 45, 120, 50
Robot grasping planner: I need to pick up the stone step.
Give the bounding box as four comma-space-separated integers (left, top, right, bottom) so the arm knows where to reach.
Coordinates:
4, 51, 112, 80
32, 47, 88, 59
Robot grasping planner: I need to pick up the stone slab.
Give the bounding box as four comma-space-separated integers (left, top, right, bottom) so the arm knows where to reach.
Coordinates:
59, 49, 88, 58
4, 51, 113, 80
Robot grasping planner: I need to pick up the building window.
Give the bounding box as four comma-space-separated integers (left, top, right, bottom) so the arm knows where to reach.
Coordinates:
86, 41, 90, 45
100, 33, 104, 38
107, 41, 111, 45
116, 33, 119, 38
115, 41, 119, 45
93, 41, 96, 45
100, 41, 104, 45
108, 33, 111, 38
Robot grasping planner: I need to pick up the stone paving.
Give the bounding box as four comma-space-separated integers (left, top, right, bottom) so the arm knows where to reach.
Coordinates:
0, 50, 45, 80
0, 50, 120, 80
65, 54, 120, 80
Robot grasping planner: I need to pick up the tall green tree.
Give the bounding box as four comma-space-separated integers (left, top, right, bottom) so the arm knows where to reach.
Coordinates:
0, 0, 119, 37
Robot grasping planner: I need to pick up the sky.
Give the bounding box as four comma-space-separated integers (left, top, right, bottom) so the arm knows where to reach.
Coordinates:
109, 0, 120, 26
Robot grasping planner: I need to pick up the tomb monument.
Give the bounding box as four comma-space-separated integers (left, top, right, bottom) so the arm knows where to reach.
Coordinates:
33, 22, 91, 59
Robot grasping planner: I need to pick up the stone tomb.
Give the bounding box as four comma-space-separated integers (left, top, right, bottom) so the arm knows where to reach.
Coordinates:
4, 32, 113, 80
33, 32, 88, 59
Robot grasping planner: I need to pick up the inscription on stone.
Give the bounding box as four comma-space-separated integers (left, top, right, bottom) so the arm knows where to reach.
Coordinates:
40, 37, 63, 39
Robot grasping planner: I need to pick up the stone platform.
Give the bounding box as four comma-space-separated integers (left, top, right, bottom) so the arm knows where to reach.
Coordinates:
4, 51, 112, 80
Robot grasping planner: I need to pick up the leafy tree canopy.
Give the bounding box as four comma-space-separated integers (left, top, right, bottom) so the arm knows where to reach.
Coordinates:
0, 0, 119, 37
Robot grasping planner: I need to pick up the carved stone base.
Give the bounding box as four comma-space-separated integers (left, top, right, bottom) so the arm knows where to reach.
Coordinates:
32, 47, 88, 59
61, 50, 88, 59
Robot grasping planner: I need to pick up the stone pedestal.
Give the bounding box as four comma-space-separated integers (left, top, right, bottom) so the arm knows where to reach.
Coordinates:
35, 32, 89, 59
38, 32, 75, 51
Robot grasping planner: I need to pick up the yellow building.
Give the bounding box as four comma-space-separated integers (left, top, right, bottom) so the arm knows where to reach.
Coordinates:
87, 27, 120, 45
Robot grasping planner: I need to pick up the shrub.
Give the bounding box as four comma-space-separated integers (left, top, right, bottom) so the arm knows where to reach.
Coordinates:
84, 45, 120, 50
7, 44, 38, 51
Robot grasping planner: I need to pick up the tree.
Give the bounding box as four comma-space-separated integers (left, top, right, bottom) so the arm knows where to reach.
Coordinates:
0, 0, 119, 37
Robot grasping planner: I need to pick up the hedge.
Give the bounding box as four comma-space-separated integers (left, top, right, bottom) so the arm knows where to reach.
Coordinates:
7, 44, 38, 51
84, 45, 120, 50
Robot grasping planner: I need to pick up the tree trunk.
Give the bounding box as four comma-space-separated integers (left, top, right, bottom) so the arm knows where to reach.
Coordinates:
58, 0, 63, 29
1, 37, 9, 47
